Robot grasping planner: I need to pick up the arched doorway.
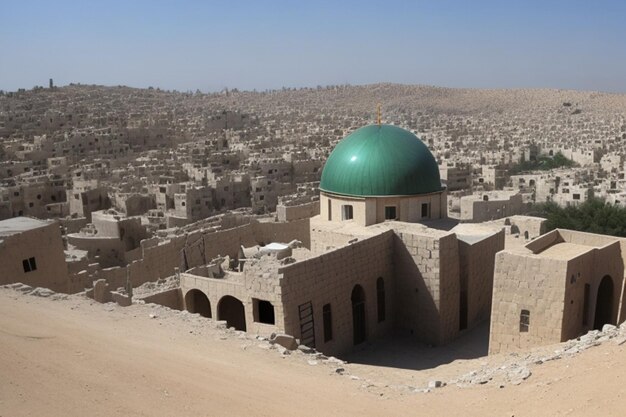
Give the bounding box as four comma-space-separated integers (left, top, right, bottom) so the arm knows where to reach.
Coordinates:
351, 285, 366, 345
185, 289, 211, 318
593, 275, 614, 330
218, 295, 246, 331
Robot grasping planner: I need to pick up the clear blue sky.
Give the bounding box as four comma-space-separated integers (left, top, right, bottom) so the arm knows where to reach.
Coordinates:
2, 0, 626, 92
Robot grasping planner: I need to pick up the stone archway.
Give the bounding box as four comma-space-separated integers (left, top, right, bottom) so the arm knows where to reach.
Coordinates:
218, 295, 246, 331
185, 289, 211, 318
594, 275, 614, 330
351, 285, 366, 345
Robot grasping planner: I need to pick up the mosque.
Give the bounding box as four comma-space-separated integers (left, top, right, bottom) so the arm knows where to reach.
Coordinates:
179, 123, 506, 356
3, 121, 625, 356
6, 121, 622, 357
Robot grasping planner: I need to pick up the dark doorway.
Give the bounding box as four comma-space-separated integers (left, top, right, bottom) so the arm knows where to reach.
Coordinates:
218, 295, 246, 331
185, 289, 211, 318
593, 275, 614, 330
352, 285, 366, 345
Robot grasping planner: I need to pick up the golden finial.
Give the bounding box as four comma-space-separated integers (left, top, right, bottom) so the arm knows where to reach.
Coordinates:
377, 103, 381, 126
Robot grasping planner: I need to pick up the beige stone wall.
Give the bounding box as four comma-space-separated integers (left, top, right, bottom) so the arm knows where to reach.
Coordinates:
255, 218, 311, 249
393, 230, 460, 345
461, 193, 524, 222
309, 226, 359, 254
561, 249, 598, 341
140, 288, 183, 310
458, 230, 505, 330
76, 218, 310, 298
561, 241, 625, 341
320, 191, 446, 227
505, 215, 547, 240
491, 229, 626, 354
180, 257, 285, 336
489, 252, 567, 354
279, 231, 395, 356
0, 221, 69, 292
320, 193, 370, 225
276, 201, 320, 222
67, 235, 126, 268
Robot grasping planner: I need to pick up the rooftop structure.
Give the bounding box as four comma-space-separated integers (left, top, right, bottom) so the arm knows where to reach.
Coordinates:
320, 124, 442, 197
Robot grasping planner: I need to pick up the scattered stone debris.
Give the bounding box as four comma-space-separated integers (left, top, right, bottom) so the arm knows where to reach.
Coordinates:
428, 380, 445, 389
449, 323, 626, 389
269, 333, 298, 350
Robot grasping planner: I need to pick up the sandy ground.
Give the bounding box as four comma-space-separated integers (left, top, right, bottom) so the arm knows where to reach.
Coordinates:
1, 288, 626, 417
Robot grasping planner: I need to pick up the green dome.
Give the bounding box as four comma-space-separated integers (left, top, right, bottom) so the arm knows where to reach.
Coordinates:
320, 124, 443, 197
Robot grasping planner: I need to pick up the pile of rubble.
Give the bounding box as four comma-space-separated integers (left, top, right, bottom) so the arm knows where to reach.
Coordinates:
444, 322, 626, 390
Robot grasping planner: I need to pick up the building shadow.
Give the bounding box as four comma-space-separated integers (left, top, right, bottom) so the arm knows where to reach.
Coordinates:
340, 322, 489, 371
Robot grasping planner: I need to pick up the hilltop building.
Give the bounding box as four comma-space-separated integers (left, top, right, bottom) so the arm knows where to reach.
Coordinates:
179, 125, 504, 356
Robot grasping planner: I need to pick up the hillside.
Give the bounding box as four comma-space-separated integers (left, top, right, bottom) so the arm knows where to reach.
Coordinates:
1, 286, 625, 417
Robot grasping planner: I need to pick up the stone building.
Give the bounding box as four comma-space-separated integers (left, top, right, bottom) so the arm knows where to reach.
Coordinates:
489, 229, 626, 354
180, 124, 504, 356
460, 191, 524, 222
319, 125, 447, 227
0, 217, 68, 292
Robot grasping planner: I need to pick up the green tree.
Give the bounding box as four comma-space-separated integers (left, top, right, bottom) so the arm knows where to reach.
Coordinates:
529, 198, 626, 237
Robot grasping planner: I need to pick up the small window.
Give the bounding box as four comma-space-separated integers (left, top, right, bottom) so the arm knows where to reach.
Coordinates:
254, 299, 275, 324
520, 309, 530, 332
327, 199, 332, 221
22, 257, 37, 273
573, 193, 580, 200
384, 206, 397, 220
323, 303, 333, 342
421, 203, 429, 218
342, 205, 353, 220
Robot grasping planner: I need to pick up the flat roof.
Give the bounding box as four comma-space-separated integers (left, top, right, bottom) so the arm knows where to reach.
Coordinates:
534, 242, 593, 260
0, 217, 52, 237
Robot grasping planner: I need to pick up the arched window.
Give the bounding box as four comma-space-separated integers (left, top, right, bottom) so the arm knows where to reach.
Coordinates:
376, 277, 385, 322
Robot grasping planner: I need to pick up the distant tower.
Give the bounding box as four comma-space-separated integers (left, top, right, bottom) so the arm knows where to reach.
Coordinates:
49, 78, 54, 89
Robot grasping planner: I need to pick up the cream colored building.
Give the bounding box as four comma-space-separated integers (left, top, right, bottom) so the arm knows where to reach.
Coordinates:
490, 229, 626, 354
179, 125, 504, 356
0, 217, 68, 292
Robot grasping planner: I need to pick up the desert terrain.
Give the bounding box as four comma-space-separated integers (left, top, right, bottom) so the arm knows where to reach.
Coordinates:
1, 286, 625, 417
